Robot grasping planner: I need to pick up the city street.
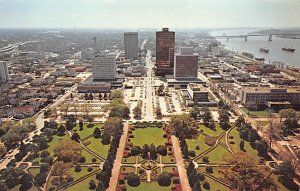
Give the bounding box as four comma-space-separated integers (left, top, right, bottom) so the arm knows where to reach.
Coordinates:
144, 50, 154, 120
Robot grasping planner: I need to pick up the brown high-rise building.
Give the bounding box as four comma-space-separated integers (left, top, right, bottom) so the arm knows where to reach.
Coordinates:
155, 28, 175, 76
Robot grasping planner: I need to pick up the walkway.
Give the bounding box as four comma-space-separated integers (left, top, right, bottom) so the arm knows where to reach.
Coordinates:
107, 122, 129, 191
171, 135, 192, 191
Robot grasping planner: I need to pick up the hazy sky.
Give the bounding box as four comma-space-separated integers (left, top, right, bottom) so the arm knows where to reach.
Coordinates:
0, 0, 299, 29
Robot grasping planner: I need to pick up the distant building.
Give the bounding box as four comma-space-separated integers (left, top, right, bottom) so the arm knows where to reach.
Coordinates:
92, 53, 116, 80
124, 32, 139, 60
241, 87, 300, 110
155, 28, 175, 76
174, 47, 198, 78
77, 82, 111, 93
247, 63, 280, 75
81, 49, 94, 60
209, 43, 220, 56
0, 61, 9, 82
187, 83, 209, 104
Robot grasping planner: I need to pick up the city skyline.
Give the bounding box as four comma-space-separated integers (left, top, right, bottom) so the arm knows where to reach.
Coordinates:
0, 0, 300, 29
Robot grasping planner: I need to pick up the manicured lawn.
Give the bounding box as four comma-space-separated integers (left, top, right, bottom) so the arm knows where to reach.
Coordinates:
123, 156, 137, 164
126, 182, 172, 191
131, 128, 166, 147
69, 166, 96, 180
73, 123, 103, 139
161, 155, 175, 163
201, 146, 231, 163
65, 177, 96, 191
241, 108, 272, 117
10, 185, 40, 191
199, 124, 225, 137
257, 121, 270, 127
27, 167, 40, 177
186, 134, 211, 157
86, 137, 110, 159
228, 128, 260, 163
121, 166, 135, 174
81, 149, 99, 163
203, 178, 230, 191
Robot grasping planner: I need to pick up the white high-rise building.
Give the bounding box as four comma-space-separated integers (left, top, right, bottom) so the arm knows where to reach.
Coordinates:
92, 53, 116, 80
124, 32, 139, 60
0, 61, 9, 82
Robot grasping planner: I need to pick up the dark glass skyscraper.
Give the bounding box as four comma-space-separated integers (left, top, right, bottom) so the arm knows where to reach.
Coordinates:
155, 28, 175, 76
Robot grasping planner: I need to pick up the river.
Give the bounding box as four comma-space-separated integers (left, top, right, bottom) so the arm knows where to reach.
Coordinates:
210, 29, 300, 68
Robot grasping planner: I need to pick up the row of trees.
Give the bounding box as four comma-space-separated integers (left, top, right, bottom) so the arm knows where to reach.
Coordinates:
130, 144, 168, 160
109, 90, 130, 119
96, 117, 124, 190
235, 116, 269, 158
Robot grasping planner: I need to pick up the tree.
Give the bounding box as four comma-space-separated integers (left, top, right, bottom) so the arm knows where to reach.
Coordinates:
157, 172, 172, 186
141, 144, 149, 159
101, 132, 111, 145
157, 84, 164, 96
40, 150, 50, 158
51, 161, 72, 184
82, 104, 92, 118
218, 152, 276, 191
279, 109, 298, 122
170, 114, 198, 140
75, 164, 81, 172
60, 103, 71, 116
239, 140, 245, 151
71, 132, 81, 142
79, 120, 84, 131
235, 115, 245, 128
0, 143, 7, 157
203, 110, 212, 127
133, 105, 142, 119
93, 127, 101, 138
57, 124, 66, 136
131, 146, 142, 156
149, 143, 157, 160
127, 173, 140, 187
276, 161, 298, 190
54, 139, 82, 163
219, 108, 230, 130
89, 179, 96, 190
157, 145, 167, 156
122, 106, 130, 119
103, 117, 123, 135
34, 172, 47, 187
156, 107, 162, 119
109, 90, 124, 99
266, 108, 274, 116
190, 106, 199, 120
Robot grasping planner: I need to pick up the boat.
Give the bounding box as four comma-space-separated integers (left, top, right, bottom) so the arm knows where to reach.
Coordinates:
259, 48, 269, 53
282, 47, 295, 52
255, 57, 265, 61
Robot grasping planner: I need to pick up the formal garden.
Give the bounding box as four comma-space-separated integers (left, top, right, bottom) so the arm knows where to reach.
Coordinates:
0, 115, 124, 191
117, 121, 181, 191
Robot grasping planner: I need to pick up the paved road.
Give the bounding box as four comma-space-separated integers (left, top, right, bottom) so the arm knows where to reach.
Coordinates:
144, 50, 154, 121
108, 122, 129, 191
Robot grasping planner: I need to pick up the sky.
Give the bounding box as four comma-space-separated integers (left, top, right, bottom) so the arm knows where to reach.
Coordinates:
0, 0, 299, 29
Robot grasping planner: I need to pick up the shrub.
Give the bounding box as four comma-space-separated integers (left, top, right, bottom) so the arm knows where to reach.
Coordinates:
92, 158, 97, 162
67, 176, 73, 183
158, 172, 172, 187
79, 156, 86, 163
229, 141, 235, 144
229, 136, 234, 139
189, 150, 196, 157
40, 150, 50, 158
205, 166, 213, 173
127, 173, 140, 187
203, 181, 210, 190
195, 146, 200, 150
75, 164, 81, 172
203, 156, 209, 163
89, 179, 96, 190
83, 140, 91, 146
139, 169, 145, 174
87, 167, 93, 172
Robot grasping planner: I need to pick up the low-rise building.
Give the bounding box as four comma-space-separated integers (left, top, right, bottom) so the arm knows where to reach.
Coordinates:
77, 82, 111, 93
241, 87, 300, 110
13, 106, 35, 119
187, 83, 209, 104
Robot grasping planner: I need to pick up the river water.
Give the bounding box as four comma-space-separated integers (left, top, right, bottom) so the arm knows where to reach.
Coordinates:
210, 29, 300, 68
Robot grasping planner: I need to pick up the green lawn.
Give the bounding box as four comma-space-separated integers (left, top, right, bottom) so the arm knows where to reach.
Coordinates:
69, 166, 96, 180
86, 138, 110, 159
131, 128, 166, 147
81, 149, 99, 163
241, 108, 272, 117
27, 167, 40, 177
228, 128, 260, 163
121, 166, 135, 174
65, 177, 96, 191
123, 156, 137, 164
161, 155, 175, 163
10, 185, 40, 191
126, 182, 172, 191
201, 145, 231, 163
73, 123, 103, 139
199, 124, 225, 137
186, 134, 211, 157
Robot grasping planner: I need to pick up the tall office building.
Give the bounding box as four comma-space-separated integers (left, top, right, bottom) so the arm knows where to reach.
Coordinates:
124, 32, 139, 60
0, 61, 9, 82
174, 47, 198, 78
155, 28, 175, 76
92, 53, 116, 80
